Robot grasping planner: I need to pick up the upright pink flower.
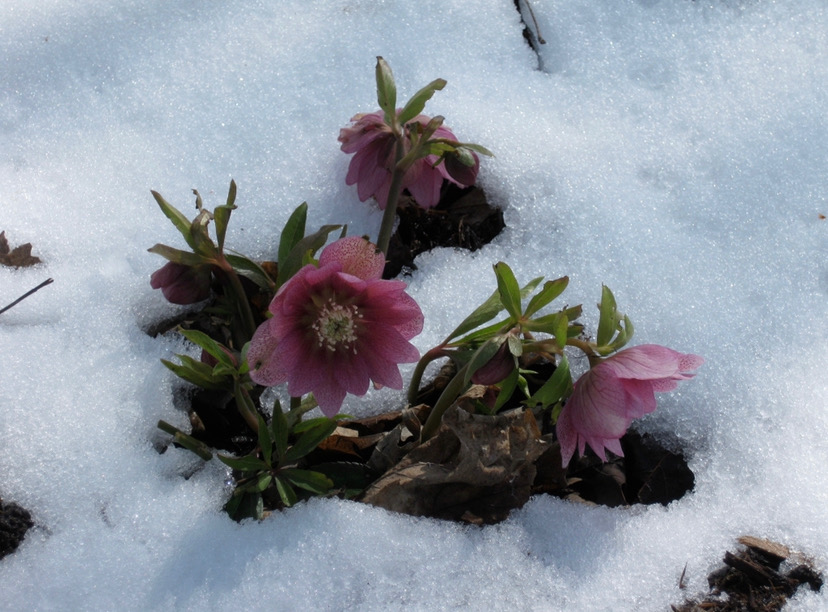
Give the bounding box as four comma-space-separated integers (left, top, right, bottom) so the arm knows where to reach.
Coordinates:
556, 345, 704, 467
338, 110, 479, 210
247, 236, 424, 416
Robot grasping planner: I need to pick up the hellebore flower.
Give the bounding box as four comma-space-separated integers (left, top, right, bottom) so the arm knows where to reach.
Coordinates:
247, 236, 424, 416
338, 110, 479, 210
470, 341, 515, 386
556, 344, 704, 467
150, 261, 211, 305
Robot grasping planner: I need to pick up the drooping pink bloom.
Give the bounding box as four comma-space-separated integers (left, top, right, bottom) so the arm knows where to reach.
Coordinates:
338, 110, 479, 210
556, 345, 704, 467
150, 261, 211, 305
247, 236, 424, 416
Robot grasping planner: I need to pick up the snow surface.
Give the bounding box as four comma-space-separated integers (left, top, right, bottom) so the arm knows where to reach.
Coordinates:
1, 0, 827, 609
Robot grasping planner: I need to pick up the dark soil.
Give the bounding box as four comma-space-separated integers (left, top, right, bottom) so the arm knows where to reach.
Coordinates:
384, 185, 504, 278
0, 498, 33, 560
673, 536, 823, 611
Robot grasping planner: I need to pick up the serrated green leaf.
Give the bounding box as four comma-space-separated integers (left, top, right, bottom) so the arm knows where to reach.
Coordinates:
151, 190, 196, 249
278, 203, 308, 266
524, 276, 569, 318
217, 453, 269, 472
275, 475, 298, 507
398, 78, 447, 125
375, 57, 397, 124
147, 244, 206, 267
276, 224, 343, 287
596, 285, 619, 347
494, 262, 522, 321
282, 468, 333, 495
526, 355, 572, 411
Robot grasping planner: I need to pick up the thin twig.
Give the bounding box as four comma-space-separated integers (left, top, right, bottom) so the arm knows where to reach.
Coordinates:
521, 0, 546, 45
0, 278, 54, 315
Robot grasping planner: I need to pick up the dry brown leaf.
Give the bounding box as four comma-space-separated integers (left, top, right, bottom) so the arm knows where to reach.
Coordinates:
359, 405, 547, 524
0, 231, 42, 268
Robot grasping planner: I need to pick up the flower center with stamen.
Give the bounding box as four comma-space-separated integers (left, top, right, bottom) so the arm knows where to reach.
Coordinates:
313, 301, 360, 352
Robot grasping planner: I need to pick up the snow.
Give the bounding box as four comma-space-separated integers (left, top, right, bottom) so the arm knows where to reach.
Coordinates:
1, 0, 827, 609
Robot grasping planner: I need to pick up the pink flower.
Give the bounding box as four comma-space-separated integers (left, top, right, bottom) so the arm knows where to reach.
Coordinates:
247, 236, 424, 416
338, 110, 479, 210
556, 345, 704, 467
150, 261, 211, 305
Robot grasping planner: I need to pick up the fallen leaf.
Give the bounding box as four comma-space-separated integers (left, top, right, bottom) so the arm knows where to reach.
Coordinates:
0, 231, 42, 268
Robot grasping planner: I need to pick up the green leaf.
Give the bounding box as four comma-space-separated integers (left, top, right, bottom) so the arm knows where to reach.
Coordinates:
189, 208, 217, 258
161, 358, 228, 390
493, 262, 522, 321
178, 329, 236, 368
275, 475, 298, 507
312, 462, 373, 491
526, 355, 572, 410
147, 244, 206, 267
398, 78, 447, 125
459, 142, 494, 157
492, 368, 520, 413
157, 420, 213, 460
224, 490, 263, 521
507, 333, 523, 357
276, 224, 343, 287
281, 468, 334, 495
443, 288, 503, 343
284, 418, 337, 464
151, 190, 196, 249
225, 252, 276, 292
213, 181, 237, 251
443, 277, 543, 345
596, 285, 620, 347
257, 413, 273, 468
271, 399, 289, 465
278, 203, 308, 266
524, 276, 569, 318
217, 453, 269, 472
375, 57, 397, 124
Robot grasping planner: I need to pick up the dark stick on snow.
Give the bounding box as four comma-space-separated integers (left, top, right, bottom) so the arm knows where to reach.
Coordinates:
521, 0, 546, 45
0, 278, 54, 315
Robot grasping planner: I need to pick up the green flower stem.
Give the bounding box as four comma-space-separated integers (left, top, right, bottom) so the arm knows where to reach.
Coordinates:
406, 346, 449, 404
565, 337, 602, 367
420, 362, 470, 441
216, 258, 258, 345
376, 137, 407, 256
234, 383, 261, 433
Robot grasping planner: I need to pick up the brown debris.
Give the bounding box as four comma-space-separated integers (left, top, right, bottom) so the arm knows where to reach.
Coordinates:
673, 536, 823, 611
359, 405, 547, 524
0, 231, 42, 268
